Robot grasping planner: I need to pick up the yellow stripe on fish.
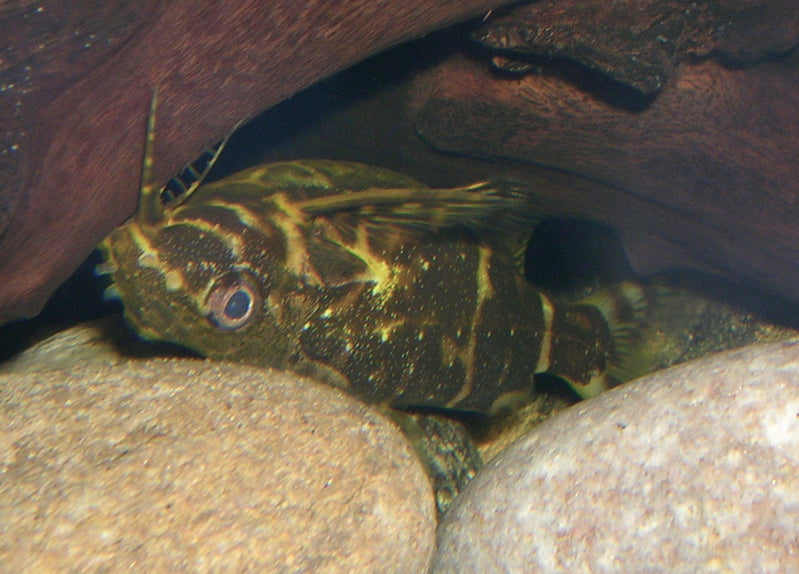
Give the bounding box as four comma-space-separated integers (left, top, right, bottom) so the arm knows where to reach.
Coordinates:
100, 96, 651, 415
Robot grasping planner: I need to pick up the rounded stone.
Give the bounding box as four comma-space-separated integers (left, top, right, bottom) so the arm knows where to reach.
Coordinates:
433, 340, 799, 573
0, 359, 435, 572
0, 316, 177, 374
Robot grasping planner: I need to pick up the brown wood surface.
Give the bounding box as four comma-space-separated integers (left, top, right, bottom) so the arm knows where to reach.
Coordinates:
409, 48, 799, 301
473, 0, 799, 93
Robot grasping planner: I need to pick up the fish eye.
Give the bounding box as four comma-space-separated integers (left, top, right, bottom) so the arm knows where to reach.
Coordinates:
206, 272, 262, 331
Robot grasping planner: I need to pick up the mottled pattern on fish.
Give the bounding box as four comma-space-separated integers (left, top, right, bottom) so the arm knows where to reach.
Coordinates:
100, 96, 645, 413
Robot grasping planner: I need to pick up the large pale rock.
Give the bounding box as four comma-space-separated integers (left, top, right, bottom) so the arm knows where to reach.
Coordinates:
0, 360, 435, 572
434, 340, 799, 573
0, 315, 176, 374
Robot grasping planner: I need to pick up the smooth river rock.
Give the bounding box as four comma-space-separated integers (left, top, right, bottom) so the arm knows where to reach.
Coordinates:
433, 340, 799, 573
0, 360, 435, 572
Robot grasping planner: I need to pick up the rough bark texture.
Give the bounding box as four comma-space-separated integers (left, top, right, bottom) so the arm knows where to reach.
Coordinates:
0, 0, 509, 322
473, 0, 799, 93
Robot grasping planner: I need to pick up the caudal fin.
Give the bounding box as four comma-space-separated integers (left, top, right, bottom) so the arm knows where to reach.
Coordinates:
548, 281, 656, 400
579, 281, 658, 394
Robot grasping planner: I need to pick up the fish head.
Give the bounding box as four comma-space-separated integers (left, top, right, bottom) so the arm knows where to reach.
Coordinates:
100, 200, 306, 368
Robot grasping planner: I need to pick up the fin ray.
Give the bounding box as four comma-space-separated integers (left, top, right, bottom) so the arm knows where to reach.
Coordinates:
296, 180, 539, 243
162, 128, 237, 209
137, 87, 240, 225
137, 88, 161, 226
580, 282, 654, 386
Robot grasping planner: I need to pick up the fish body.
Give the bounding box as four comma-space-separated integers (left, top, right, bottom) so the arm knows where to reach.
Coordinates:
102, 157, 640, 411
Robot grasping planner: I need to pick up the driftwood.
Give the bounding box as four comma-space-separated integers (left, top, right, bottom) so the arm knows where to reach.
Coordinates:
3, 0, 798, 322
410, 0, 799, 302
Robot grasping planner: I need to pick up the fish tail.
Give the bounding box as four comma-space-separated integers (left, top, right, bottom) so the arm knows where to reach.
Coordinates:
584, 281, 654, 379
548, 281, 656, 399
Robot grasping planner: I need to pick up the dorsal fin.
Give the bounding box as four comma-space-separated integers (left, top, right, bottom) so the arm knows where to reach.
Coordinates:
296, 180, 539, 243
136, 88, 237, 227
161, 130, 236, 209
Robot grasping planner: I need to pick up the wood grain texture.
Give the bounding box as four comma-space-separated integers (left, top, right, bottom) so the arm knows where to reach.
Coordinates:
410, 49, 799, 300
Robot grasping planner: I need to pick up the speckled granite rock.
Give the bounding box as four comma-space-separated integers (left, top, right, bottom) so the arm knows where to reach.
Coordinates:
434, 340, 799, 573
0, 360, 435, 572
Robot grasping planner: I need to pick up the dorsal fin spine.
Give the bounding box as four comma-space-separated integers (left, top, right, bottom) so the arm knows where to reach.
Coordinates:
137, 88, 163, 227
135, 89, 237, 226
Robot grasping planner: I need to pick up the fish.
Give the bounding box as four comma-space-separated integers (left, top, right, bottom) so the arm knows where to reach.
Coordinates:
99, 93, 654, 515
100, 94, 650, 415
